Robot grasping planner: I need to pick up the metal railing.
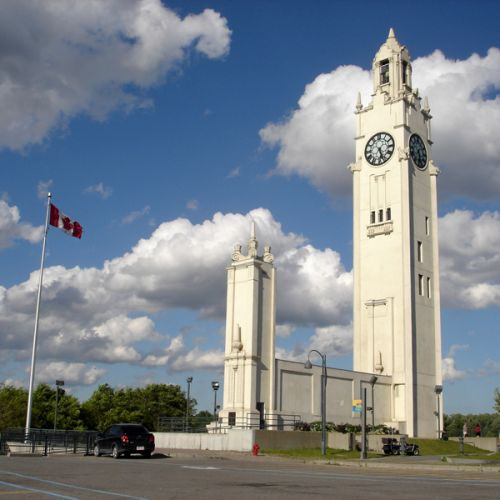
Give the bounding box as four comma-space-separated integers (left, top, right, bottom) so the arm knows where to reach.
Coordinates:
0, 428, 98, 456
157, 416, 213, 433
156, 413, 301, 433
220, 413, 302, 431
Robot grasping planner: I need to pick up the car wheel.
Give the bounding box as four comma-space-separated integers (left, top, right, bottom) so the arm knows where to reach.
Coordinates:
94, 444, 101, 457
124, 452, 131, 458
111, 444, 120, 459
142, 451, 151, 458
414, 448, 420, 456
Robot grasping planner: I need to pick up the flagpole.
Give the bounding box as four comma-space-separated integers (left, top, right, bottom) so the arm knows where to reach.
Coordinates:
25, 192, 52, 439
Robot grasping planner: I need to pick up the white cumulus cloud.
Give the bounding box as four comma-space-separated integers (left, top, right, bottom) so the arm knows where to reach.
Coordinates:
260, 47, 500, 200
0, 200, 44, 249
442, 344, 468, 382
0, 208, 352, 374
36, 361, 106, 385
0, 0, 231, 151
439, 210, 500, 308
84, 182, 113, 199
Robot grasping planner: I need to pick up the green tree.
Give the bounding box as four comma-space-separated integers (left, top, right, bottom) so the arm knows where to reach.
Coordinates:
31, 383, 83, 430
31, 383, 56, 429
0, 385, 27, 430
81, 383, 192, 431
80, 384, 115, 430
495, 388, 500, 413
444, 412, 499, 437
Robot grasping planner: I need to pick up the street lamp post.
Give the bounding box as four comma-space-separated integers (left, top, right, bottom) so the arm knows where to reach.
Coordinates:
211, 381, 220, 428
185, 376, 193, 432
434, 385, 443, 439
304, 349, 327, 456
369, 375, 378, 428
53, 380, 64, 430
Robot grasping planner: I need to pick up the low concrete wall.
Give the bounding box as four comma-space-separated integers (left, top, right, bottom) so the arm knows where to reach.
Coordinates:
254, 430, 320, 450
328, 431, 353, 450
450, 436, 499, 452
153, 429, 255, 452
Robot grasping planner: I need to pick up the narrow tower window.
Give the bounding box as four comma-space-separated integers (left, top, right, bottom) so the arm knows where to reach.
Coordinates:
427, 277, 432, 298
402, 61, 408, 85
380, 59, 390, 84
425, 216, 430, 235
418, 274, 424, 296
386, 207, 391, 221
370, 211, 375, 224
417, 241, 423, 262
378, 209, 384, 222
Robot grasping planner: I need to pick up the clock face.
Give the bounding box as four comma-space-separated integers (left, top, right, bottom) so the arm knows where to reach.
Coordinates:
409, 133, 427, 169
364, 132, 395, 166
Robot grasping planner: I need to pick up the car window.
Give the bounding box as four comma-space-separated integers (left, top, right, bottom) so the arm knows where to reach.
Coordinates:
121, 425, 148, 435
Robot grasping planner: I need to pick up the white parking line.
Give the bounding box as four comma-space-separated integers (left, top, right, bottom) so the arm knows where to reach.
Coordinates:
181, 466, 220, 470
0, 471, 147, 499
0, 479, 78, 499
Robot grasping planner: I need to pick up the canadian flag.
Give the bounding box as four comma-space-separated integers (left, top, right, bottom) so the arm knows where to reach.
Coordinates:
49, 204, 83, 239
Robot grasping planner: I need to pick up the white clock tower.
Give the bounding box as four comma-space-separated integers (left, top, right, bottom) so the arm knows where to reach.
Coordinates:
350, 29, 443, 437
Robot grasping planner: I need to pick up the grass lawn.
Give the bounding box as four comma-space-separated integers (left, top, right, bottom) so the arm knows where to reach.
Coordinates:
262, 439, 500, 462
409, 438, 499, 459
261, 448, 377, 460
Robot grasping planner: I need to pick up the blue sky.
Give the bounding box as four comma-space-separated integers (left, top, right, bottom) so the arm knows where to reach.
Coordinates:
0, 0, 498, 415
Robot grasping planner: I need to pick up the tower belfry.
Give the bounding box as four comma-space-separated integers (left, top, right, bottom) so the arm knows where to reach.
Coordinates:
350, 29, 442, 436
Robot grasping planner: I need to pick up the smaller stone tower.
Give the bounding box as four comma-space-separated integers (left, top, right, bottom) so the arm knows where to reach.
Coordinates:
219, 223, 276, 428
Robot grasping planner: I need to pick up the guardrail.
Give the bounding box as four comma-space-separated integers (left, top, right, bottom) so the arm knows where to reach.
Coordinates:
0, 428, 98, 456
157, 413, 302, 433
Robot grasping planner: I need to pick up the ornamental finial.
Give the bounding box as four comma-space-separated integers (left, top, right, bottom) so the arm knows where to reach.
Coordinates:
248, 220, 258, 257
356, 92, 363, 111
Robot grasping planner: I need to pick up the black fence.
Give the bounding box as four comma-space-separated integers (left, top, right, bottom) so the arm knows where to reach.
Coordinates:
157, 413, 301, 433
157, 416, 213, 433
0, 428, 98, 456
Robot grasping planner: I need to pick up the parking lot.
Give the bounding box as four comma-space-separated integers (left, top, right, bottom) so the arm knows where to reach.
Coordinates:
0, 451, 499, 499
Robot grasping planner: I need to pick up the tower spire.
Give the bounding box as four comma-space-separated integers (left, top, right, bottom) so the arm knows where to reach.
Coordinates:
248, 220, 258, 257
388, 27, 396, 39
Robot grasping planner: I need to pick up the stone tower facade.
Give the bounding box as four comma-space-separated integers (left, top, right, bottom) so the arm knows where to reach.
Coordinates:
350, 29, 443, 437
219, 223, 277, 428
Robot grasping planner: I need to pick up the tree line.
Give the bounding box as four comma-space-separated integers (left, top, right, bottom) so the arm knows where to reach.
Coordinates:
2, 384, 498, 435
0, 383, 207, 432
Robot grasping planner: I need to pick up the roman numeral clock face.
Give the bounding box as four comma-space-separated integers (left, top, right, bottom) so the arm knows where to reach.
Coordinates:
364, 132, 395, 166
409, 133, 428, 169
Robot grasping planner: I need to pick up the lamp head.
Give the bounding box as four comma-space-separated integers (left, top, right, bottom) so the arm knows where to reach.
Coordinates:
187, 376, 193, 384
434, 385, 443, 395
212, 381, 220, 391
369, 375, 378, 385
56, 380, 64, 386
304, 359, 313, 369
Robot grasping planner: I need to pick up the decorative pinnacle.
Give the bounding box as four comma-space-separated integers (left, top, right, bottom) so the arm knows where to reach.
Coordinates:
388, 27, 396, 39
423, 96, 430, 112
355, 92, 363, 111
248, 220, 258, 257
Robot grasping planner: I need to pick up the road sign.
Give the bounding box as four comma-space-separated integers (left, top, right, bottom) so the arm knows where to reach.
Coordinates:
352, 399, 362, 413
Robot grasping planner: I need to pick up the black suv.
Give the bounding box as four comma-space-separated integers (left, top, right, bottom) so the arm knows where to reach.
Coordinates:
94, 424, 155, 459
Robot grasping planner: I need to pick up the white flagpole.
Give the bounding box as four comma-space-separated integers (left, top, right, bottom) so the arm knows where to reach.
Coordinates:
25, 192, 52, 439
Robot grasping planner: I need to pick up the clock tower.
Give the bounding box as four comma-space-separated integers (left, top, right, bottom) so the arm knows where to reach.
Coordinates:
350, 29, 443, 437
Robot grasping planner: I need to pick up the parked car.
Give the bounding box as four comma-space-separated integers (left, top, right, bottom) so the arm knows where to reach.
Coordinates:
93, 424, 155, 459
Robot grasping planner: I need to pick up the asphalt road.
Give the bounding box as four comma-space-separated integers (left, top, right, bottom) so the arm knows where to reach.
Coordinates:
0, 452, 498, 499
